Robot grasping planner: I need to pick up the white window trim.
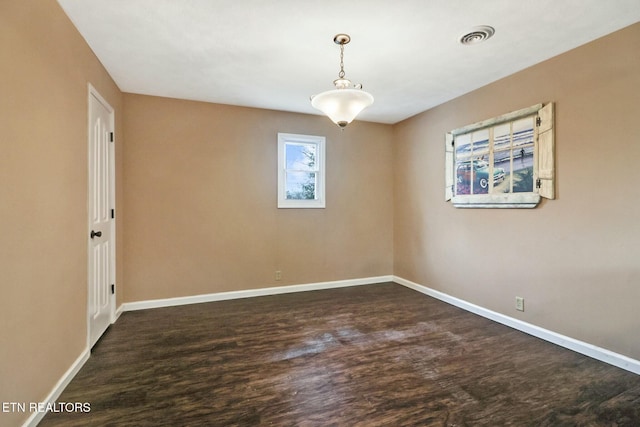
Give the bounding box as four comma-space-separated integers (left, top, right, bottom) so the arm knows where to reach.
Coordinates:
445, 103, 554, 209
278, 133, 326, 209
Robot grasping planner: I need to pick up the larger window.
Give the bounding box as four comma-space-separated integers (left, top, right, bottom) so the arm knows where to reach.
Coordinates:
278, 133, 326, 208
445, 103, 554, 208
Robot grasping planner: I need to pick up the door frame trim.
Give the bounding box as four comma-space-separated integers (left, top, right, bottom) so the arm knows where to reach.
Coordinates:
87, 83, 116, 349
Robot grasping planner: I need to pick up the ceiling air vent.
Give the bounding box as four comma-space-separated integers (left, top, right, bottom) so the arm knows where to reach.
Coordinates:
459, 26, 495, 45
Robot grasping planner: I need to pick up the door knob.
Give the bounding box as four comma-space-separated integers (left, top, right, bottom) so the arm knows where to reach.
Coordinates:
90, 230, 102, 239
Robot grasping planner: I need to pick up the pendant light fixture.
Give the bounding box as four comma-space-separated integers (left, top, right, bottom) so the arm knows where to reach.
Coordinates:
311, 34, 374, 128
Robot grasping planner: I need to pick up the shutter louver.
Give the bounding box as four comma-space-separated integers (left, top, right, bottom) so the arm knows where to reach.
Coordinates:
536, 103, 554, 200
445, 132, 454, 201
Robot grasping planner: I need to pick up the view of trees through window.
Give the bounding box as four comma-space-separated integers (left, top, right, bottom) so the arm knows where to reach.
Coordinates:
278, 133, 325, 209
285, 142, 318, 200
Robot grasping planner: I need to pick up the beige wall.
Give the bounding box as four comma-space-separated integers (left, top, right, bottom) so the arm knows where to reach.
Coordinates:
122, 95, 394, 302
393, 23, 640, 360
0, 1, 123, 425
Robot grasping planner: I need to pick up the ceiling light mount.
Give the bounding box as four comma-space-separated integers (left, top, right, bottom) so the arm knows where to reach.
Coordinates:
459, 25, 495, 45
334, 34, 351, 45
311, 33, 374, 128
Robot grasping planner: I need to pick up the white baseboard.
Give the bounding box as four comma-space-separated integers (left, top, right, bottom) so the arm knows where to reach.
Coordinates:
21, 348, 90, 427
121, 275, 394, 312
394, 276, 640, 376
114, 304, 124, 321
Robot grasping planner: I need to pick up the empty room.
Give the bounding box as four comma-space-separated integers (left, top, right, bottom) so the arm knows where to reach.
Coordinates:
2, 1, 640, 426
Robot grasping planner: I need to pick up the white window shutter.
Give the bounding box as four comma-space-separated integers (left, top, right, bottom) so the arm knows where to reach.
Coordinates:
445, 132, 454, 201
536, 102, 554, 199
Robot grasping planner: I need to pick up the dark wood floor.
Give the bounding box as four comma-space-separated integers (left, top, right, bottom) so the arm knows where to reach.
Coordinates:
41, 283, 640, 426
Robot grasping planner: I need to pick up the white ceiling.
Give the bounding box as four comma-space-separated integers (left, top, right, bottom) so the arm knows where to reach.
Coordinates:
57, 0, 640, 124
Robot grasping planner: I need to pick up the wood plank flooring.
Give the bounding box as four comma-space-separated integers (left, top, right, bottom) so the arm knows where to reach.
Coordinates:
40, 283, 640, 426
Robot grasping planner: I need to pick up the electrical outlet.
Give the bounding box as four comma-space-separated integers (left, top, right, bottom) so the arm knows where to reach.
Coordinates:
275, 271, 282, 281
515, 296, 525, 312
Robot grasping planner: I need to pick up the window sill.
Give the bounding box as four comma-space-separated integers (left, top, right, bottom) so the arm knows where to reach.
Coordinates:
452, 193, 541, 208
278, 199, 326, 209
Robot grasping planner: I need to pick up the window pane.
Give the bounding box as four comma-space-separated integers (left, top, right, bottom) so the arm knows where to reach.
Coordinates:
285, 171, 317, 200
513, 146, 534, 193
455, 159, 471, 195
470, 129, 490, 194
286, 143, 317, 171
494, 123, 511, 151
455, 133, 472, 159
493, 122, 511, 194
513, 117, 534, 147
492, 155, 509, 193
472, 159, 490, 194
472, 129, 489, 159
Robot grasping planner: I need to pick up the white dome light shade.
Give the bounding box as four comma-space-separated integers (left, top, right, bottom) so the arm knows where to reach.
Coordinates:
311, 89, 374, 128
310, 34, 373, 128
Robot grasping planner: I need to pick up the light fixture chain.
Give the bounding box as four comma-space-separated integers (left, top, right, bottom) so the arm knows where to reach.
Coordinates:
338, 43, 345, 79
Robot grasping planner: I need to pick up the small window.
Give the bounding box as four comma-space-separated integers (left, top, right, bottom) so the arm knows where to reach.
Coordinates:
278, 133, 326, 208
445, 103, 554, 208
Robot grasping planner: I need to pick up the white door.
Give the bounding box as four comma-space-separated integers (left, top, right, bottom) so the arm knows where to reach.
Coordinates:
88, 86, 115, 348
